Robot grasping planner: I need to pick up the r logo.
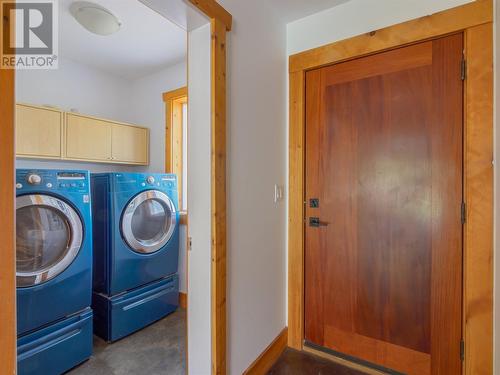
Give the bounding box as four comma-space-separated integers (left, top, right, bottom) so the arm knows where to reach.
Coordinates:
3, 2, 53, 55
1, 0, 58, 69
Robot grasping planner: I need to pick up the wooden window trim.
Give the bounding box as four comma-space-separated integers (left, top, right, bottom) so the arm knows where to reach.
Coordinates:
164, 86, 188, 211
288, 1, 493, 374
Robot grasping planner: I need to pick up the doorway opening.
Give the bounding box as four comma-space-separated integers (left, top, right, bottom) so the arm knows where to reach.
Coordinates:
15, 0, 189, 373
0, 0, 231, 373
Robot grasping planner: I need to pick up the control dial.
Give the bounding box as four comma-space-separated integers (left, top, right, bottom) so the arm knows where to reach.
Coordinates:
27, 174, 42, 185
146, 176, 155, 185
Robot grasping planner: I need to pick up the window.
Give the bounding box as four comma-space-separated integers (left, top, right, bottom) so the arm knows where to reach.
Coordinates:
163, 87, 188, 214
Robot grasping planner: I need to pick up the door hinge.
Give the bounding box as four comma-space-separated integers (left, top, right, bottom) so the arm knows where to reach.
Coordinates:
460, 339, 465, 361
461, 202, 466, 224
461, 56, 467, 81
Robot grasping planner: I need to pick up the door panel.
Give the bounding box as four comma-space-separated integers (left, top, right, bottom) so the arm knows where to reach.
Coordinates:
304, 34, 463, 375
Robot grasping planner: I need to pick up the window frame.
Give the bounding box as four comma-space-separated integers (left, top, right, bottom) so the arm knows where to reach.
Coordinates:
163, 87, 188, 224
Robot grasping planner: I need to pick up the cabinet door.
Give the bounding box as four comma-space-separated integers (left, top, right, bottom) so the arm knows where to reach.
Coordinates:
111, 124, 149, 165
65, 114, 112, 161
16, 104, 62, 158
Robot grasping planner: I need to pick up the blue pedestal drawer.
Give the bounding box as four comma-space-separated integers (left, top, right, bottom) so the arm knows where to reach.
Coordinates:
93, 275, 179, 342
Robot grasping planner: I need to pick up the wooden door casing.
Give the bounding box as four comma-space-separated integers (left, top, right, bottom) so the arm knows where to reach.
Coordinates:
304, 34, 464, 375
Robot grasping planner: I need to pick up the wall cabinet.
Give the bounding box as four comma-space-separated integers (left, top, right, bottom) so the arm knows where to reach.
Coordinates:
111, 124, 149, 164
16, 104, 63, 159
15, 104, 149, 166
65, 114, 112, 162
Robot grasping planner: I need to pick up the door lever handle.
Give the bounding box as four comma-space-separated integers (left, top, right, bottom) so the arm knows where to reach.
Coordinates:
309, 217, 329, 227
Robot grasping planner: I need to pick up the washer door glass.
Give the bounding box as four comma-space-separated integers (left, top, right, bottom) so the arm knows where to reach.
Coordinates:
121, 190, 177, 254
16, 195, 83, 287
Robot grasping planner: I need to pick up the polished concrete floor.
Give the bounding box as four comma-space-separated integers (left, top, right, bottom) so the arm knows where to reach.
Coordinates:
69, 309, 186, 375
268, 349, 368, 375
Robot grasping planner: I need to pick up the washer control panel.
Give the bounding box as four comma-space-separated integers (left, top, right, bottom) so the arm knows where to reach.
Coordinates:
16, 170, 89, 193
27, 174, 42, 185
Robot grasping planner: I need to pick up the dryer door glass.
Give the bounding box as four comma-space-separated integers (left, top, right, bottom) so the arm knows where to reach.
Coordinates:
122, 190, 177, 254
16, 195, 84, 287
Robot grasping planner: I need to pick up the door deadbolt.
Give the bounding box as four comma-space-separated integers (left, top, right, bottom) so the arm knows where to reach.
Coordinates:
310, 198, 319, 208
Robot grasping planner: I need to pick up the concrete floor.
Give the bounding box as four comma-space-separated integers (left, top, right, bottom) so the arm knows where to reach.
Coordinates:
69, 309, 186, 375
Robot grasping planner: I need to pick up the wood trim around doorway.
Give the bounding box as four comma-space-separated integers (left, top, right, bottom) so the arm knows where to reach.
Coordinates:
0, 1, 16, 373
288, 1, 493, 374
0, 73, 16, 374
209, 17, 228, 375
187, 2, 231, 374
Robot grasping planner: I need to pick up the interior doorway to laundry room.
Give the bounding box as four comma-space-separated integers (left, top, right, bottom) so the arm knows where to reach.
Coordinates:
3, 0, 215, 373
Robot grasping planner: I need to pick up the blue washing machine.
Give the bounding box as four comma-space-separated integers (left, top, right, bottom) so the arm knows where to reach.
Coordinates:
15, 169, 93, 374
91, 173, 180, 341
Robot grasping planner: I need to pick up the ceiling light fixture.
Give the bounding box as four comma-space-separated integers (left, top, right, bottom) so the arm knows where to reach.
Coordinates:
70, 1, 122, 36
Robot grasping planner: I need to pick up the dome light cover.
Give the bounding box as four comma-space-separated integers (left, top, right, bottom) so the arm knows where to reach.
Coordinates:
70, 1, 122, 36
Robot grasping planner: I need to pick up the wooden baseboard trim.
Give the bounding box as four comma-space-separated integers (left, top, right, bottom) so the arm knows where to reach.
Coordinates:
243, 328, 288, 375
179, 292, 187, 309
303, 346, 387, 375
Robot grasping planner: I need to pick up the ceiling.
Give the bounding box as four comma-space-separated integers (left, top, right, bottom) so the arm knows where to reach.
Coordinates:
266, 0, 351, 23
58, 0, 352, 80
59, 0, 187, 80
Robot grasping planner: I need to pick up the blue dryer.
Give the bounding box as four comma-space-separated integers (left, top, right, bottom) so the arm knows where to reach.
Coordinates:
15, 169, 93, 374
91, 173, 180, 342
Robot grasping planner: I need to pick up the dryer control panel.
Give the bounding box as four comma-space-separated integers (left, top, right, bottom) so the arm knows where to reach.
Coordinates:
110, 173, 177, 192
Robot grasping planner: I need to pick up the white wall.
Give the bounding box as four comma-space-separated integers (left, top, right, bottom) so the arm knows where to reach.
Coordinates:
287, 0, 474, 55
186, 22, 212, 375
16, 57, 134, 123
214, 1, 288, 373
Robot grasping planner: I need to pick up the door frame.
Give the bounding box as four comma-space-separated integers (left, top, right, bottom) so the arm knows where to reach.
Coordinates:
288, 1, 493, 374
0, 1, 232, 374
0, 0, 16, 372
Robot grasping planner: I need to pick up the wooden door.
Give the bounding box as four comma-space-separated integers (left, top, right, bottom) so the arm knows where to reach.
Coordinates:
16, 104, 63, 159
65, 113, 112, 161
111, 124, 149, 164
304, 34, 463, 375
